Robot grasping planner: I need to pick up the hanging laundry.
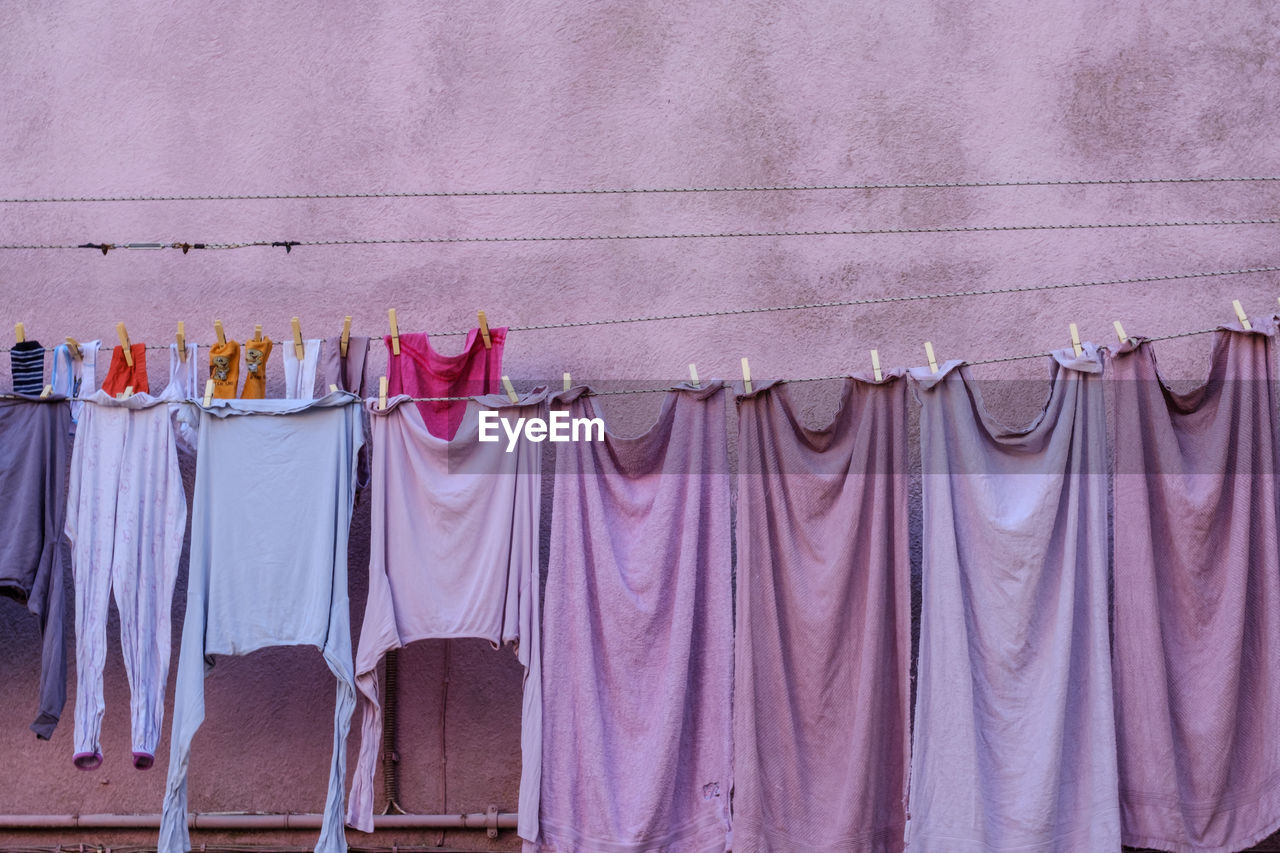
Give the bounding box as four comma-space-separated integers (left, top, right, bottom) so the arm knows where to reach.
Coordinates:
158, 391, 364, 853
906, 348, 1120, 851
239, 336, 272, 399
208, 338, 239, 399
528, 383, 733, 853
0, 396, 71, 738
347, 389, 546, 837
167, 341, 200, 398
100, 343, 149, 396
66, 387, 187, 770
734, 377, 911, 853
319, 334, 369, 395
283, 338, 321, 399
51, 339, 101, 424
1109, 322, 1280, 852
11, 340, 46, 394
385, 327, 506, 440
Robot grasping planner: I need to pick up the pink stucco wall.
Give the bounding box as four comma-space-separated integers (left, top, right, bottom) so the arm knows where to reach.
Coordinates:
1, 1, 1278, 851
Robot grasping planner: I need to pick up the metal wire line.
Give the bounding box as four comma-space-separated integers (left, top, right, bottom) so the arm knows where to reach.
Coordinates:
2, 174, 1280, 204
1, 215, 1280, 252
0, 262, 1276, 356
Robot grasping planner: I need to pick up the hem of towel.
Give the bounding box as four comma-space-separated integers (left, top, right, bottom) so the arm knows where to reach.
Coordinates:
731, 815, 904, 851
1120, 790, 1280, 853
528, 810, 728, 853
905, 807, 1120, 852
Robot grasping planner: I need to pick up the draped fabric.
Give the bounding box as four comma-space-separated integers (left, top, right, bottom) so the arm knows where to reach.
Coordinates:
1109, 322, 1280, 853
733, 377, 911, 852
528, 383, 733, 853
907, 348, 1120, 852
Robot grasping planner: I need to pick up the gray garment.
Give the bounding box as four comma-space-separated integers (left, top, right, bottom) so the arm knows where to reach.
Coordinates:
318, 334, 370, 394
0, 395, 71, 738
158, 392, 365, 853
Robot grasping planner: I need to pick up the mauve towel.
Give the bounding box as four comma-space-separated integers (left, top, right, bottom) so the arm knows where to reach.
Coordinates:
348, 390, 545, 840
733, 378, 911, 853
1109, 322, 1280, 853
527, 383, 733, 853
385, 327, 506, 440
907, 347, 1120, 852
0, 396, 70, 738
319, 334, 370, 395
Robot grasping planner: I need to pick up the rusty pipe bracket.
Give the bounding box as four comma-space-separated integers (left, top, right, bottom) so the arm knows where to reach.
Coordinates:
486, 805, 499, 839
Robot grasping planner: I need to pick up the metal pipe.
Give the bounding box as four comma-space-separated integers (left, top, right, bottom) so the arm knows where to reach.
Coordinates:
0, 813, 516, 831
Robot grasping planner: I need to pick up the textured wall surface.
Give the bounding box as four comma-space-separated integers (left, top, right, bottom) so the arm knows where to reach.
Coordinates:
0, 1, 1278, 851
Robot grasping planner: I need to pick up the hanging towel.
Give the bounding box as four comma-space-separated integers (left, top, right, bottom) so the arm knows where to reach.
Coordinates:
527, 383, 733, 853
319, 334, 369, 395
283, 339, 322, 399
100, 344, 149, 396
51, 339, 101, 424
11, 340, 46, 394
67, 387, 187, 770
906, 347, 1120, 852
734, 377, 911, 853
0, 395, 71, 738
158, 392, 364, 853
1109, 322, 1280, 853
347, 389, 545, 837
385, 327, 506, 440
168, 342, 200, 398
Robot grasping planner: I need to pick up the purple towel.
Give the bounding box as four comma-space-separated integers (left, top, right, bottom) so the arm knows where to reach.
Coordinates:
527, 383, 733, 853
733, 378, 911, 852
907, 348, 1120, 851
1109, 322, 1280, 853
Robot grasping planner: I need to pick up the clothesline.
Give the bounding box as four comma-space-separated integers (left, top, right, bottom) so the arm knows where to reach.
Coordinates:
2, 216, 1279, 251
2, 173, 1279, 203
0, 261, 1275, 354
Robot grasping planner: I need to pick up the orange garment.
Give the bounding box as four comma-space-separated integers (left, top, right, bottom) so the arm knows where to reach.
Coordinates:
208, 340, 240, 399
99, 344, 149, 396
240, 337, 272, 399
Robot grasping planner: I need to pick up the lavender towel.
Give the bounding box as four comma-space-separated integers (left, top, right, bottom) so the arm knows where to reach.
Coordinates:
733, 378, 911, 853
1109, 322, 1280, 853
527, 383, 733, 853
907, 347, 1120, 852
0, 396, 71, 738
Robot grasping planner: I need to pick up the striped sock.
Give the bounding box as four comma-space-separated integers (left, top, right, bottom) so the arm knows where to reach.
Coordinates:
10, 341, 44, 394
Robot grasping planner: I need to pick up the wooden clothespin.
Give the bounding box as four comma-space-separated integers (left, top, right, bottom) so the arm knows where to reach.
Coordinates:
176, 321, 187, 361
116, 322, 133, 367
871, 349, 882, 381
39, 384, 52, 399
1233, 299, 1251, 331
291, 317, 305, 360
1069, 323, 1083, 357
563, 372, 572, 392
1113, 321, 1128, 345
203, 378, 214, 406
741, 357, 752, 393
388, 309, 401, 355
119, 385, 134, 400
689, 363, 699, 388
65, 337, 83, 360
253, 324, 263, 342
14, 323, 25, 343
502, 375, 519, 403
328, 384, 338, 394
378, 376, 388, 410
340, 316, 352, 358
924, 342, 938, 374
478, 310, 492, 349
214, 320, 227, 346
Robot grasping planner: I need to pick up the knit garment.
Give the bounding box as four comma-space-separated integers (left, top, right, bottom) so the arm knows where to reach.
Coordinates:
11, 340, 46, 394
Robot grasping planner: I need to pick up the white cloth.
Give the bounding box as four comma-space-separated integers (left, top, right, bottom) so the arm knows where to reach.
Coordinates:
51, 339, 101, 424
283, 338, 321, 399
66, 387, 187, 769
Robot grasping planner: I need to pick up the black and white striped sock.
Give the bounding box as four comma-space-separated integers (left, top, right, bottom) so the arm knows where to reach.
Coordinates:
11, 340, 45, 394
